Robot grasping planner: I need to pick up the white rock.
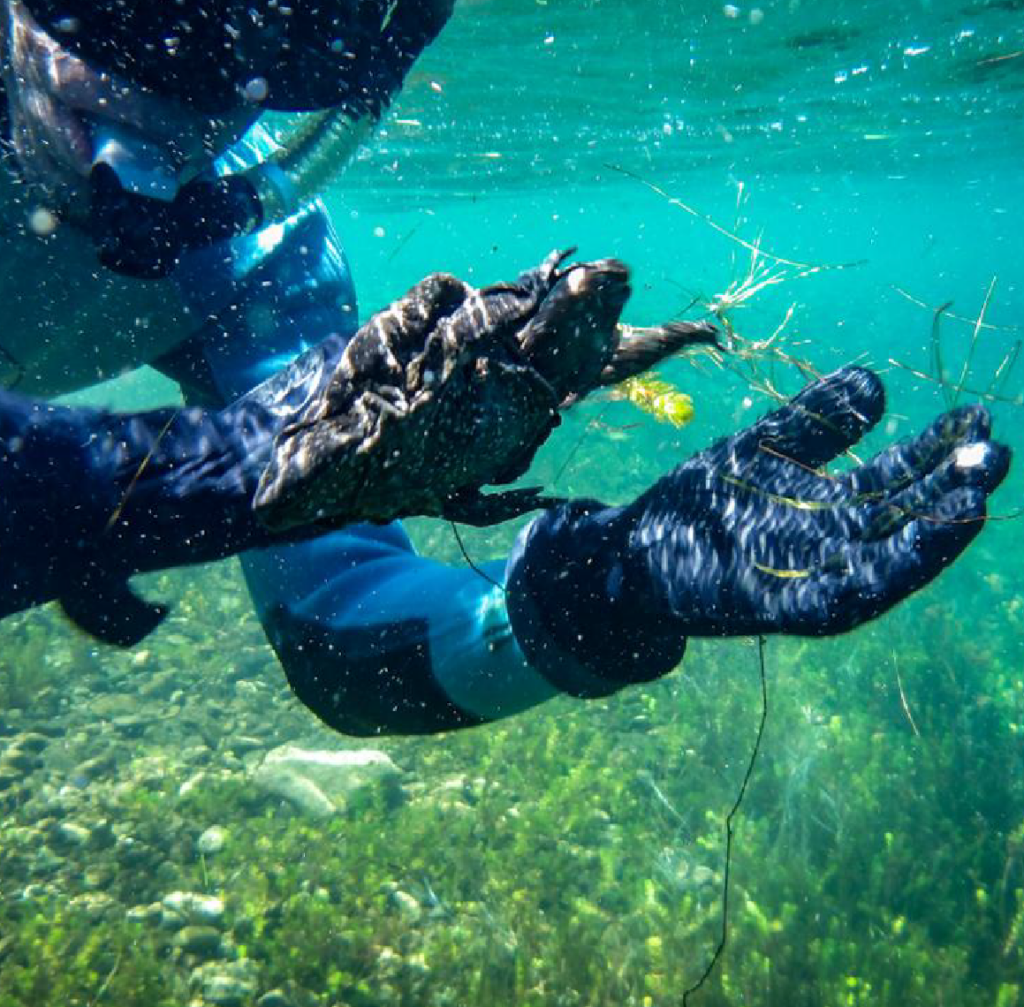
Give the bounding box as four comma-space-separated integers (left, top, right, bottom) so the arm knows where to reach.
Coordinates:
390, 889, 422, 921
257, 771, 336, 819
163, 891, 226, 927
252, 746, 400, 818
197, 826, 228, 855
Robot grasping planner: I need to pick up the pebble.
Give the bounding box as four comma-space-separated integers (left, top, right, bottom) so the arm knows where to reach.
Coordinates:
68, 892, 117, 921
227, 736, 266, 755
389, 889, 422, 922
174, 924, 224, 956
72, 755, 116, 782
53, 821, 91, 847
202, 975, 252, 1006
0, 767, 22, 791
0, 749, 41, 773
190, 959, 259, 1006
12, 732, 48, 753
197, 826, 228, 855
126, 902, 163, 925
111, 714, 151, 737
31, 846, 62, 873
83, 864, 116, 889
163, 891, 226, 927
256, 992, 291, 1007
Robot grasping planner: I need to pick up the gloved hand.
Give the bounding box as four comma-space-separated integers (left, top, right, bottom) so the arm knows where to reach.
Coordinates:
506, 366, 1010, 697
3, 0, 260, 275
89, 164, 264, 278
0, 392, 281, 645
0, 249, 681, 645
0, 250, 687, 647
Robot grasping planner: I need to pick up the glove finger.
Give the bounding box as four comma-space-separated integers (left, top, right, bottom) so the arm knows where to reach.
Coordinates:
697, 366, 884, 475
722, 411, 1008, 539
852, 437, 1009, 540
758, 434, 1009, 556
776, 485, 988, 635
843, 404, 991, 496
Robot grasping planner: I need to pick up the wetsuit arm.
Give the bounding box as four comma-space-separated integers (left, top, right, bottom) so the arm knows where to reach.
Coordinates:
176, 198, 608, 736
174, 161, 1009, 736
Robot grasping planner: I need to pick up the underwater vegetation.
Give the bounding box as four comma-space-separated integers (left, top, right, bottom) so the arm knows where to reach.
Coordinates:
615, 375, 696, 428
2, 172, 1022, 1007
1, 533, 1024, 1007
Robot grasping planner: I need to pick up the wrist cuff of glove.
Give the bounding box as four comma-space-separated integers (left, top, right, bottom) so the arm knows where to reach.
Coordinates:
505, 499, 686, 698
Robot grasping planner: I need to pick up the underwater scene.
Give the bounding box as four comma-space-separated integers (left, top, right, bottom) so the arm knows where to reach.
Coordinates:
3, 1, 1024, 1005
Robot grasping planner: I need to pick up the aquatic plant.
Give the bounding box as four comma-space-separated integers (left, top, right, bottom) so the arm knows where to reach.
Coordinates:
2, 407, 1023, 1007
0, 611, 78, 711
614, 374, 696, 428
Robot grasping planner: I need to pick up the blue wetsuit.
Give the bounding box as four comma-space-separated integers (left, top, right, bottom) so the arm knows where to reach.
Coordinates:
148, 130, 574, 736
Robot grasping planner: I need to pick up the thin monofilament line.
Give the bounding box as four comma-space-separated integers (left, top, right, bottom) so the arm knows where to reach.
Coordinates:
682, 635, 769, 1005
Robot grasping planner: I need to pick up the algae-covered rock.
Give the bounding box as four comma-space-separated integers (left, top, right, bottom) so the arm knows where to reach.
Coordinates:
252, 746, 400, 818
174, 924, 224, 957
190, 958, 260, 1006
197, 825, 228, 855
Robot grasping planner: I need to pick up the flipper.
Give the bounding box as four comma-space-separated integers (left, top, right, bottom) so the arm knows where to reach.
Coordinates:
60, 576, 168, 647
441, 487, 565, 528
598, 320, 720, 386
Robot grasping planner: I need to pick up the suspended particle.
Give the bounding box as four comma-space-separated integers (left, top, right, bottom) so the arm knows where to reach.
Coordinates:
243, 77, 269, 103
28, 206, 58, 237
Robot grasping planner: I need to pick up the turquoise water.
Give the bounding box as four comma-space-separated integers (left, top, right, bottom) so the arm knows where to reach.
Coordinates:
4, 2, 1024, 1006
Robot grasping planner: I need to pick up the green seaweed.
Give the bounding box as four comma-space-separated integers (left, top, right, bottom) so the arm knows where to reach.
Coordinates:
1, 504, 1024, 1007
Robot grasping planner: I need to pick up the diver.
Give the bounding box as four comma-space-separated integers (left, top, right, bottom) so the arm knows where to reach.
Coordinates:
0, 0, 1010, 735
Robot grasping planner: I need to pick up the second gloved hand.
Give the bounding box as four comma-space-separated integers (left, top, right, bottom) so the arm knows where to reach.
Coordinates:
506, 366, 1010, 695
0, 392, 281, 645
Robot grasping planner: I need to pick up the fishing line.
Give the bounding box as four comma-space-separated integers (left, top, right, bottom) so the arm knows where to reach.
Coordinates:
551, 400, 615, 491
449, 520, 506, 592
682, 634, 769, 1005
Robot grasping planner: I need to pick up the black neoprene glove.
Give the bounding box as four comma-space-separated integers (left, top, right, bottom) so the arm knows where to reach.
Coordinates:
506, 366, 1010, 696
0, 391, 280, 645
89, 164, 263, 278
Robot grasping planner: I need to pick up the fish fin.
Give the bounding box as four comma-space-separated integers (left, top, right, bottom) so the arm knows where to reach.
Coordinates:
60, 577, 168, 647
